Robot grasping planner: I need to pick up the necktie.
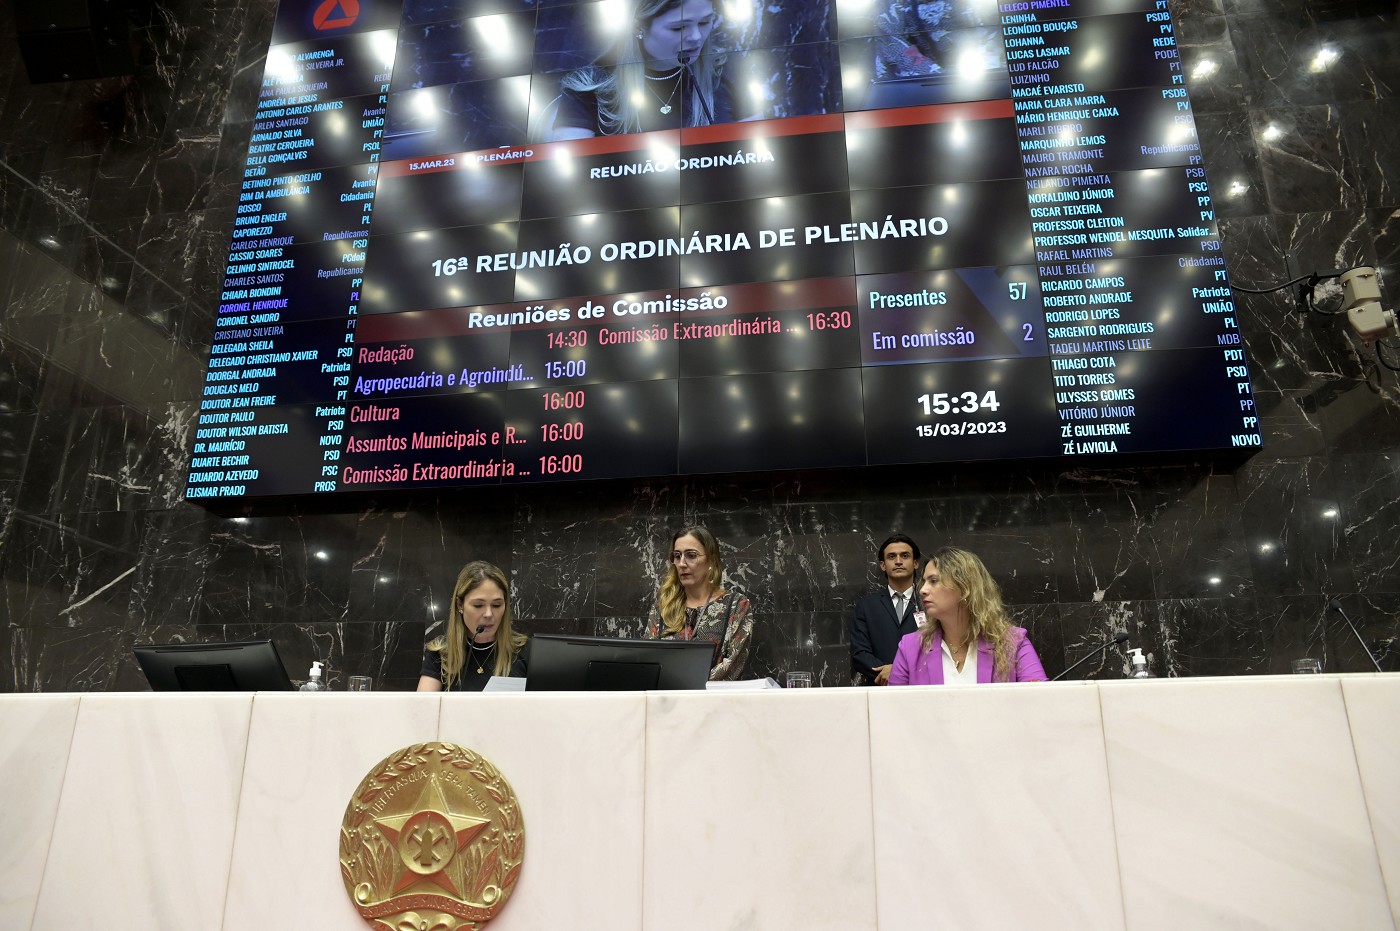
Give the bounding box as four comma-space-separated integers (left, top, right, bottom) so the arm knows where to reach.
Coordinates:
892, 592, 904, 619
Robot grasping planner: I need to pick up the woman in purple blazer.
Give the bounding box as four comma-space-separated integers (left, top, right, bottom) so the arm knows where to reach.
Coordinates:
889, 547, 1047, 686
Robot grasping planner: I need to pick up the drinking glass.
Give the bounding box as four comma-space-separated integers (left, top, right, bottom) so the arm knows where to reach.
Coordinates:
348, 675, 373, 691
785, 671, 812, 688
1290, 658, 1322, 674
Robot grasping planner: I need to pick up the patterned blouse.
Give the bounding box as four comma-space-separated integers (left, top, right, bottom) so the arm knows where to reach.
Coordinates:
645, 590, 755, 681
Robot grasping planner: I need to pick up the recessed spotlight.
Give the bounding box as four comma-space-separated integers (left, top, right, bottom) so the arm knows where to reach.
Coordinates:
1309, 47, 1339, 73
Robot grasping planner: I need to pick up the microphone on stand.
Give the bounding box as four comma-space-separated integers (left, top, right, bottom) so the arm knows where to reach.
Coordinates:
1328, 599, 1384, 672
676, 50, 714, 125
1052, 631, 1130, 681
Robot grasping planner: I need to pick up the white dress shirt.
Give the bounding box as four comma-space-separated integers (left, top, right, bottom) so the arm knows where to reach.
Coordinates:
888, 586, 913, 620
941, 637, 979, 685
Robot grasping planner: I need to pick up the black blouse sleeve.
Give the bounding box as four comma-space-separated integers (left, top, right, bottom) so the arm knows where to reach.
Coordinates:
420, 649, 444, 683
510, 640, 530, 679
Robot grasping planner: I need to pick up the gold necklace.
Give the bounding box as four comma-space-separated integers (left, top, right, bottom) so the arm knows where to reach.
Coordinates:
469, 640, 495, 674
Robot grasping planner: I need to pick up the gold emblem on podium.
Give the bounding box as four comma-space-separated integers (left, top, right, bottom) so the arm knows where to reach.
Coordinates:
340, 742, 525, 930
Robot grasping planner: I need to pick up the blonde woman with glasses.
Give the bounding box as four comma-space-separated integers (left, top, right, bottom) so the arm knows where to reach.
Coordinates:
646, 526, 753, 680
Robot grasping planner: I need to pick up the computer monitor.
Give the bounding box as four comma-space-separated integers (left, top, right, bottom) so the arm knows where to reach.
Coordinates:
525, 634, 714, 691
133, 640, 296, 691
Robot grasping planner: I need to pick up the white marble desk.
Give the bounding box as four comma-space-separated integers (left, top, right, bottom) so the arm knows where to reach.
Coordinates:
1, 676, 1396, 931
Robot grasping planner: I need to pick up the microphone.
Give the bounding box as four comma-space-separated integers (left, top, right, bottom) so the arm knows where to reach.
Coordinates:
1052, 631, 1129, 681
676, 50, 714, 124
1328, 599, 1384, 672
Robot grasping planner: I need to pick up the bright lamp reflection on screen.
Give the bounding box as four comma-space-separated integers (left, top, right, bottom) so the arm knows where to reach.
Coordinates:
369, 30, 397, 71
719, 0, 751, 25
413, 89, 439, 120
506, 75, 532, 111
471, 14, 515, 52
264, 47, 298, 84
956, 49, 988, 75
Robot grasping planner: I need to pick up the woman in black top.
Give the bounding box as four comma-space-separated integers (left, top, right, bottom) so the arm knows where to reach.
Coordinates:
418, 561, 528, 692
544, 0, 751, 140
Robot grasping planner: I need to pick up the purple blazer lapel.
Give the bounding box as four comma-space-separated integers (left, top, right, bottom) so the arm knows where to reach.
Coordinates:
976, 638, 995, 683
923, 629, 945, 685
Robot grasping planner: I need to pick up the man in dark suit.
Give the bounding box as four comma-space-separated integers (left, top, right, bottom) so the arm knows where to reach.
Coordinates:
849, 533, 922, 686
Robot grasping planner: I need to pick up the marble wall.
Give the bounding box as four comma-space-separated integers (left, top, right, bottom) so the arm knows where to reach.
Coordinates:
1, 0, 1397, 692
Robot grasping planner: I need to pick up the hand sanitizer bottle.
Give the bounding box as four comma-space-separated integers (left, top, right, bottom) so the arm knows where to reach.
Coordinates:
1127, 648, 1156, 678
299, 661, 327, 691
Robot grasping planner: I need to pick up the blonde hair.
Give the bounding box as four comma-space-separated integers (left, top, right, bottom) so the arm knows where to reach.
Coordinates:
427, 561, 527, 688
657, 526, 723, 636
919, 547, 1016, 681
559, 0, 726, 135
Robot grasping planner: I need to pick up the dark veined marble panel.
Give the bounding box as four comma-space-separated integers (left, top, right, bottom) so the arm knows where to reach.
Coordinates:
1145, 469, 1253, 600
1041, 471, 1160, 603
1257, 591, 1400, 675
1174, 13, 1247, 115
591, 483, 684, 616
196, 511, 355, 629
1227, 6, 1400, 109
4, 625, 129, 692
768, 522, 868, 615
1193, 110, 1269, 219
0, 511, 142, 635
349, 496, 515, 652
1251, 389, 1327, 459
1251, 105, 1362, 215
1340, 98, 1400, 209
16, 404, 176, 517
1333, 451, 1400, 594
509, 487, 602, 622
1234, 455, 1354, 597
127, 506, 215, 629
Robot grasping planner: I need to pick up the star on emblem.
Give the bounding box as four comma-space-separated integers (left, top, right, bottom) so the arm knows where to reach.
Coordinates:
373, 776, 490, 896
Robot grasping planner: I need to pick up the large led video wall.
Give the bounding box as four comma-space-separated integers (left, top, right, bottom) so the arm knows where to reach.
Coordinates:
186, 0, 1261, 499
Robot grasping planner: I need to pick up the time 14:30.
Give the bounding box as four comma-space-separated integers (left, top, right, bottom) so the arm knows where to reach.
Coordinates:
918, 391, 1001, 415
